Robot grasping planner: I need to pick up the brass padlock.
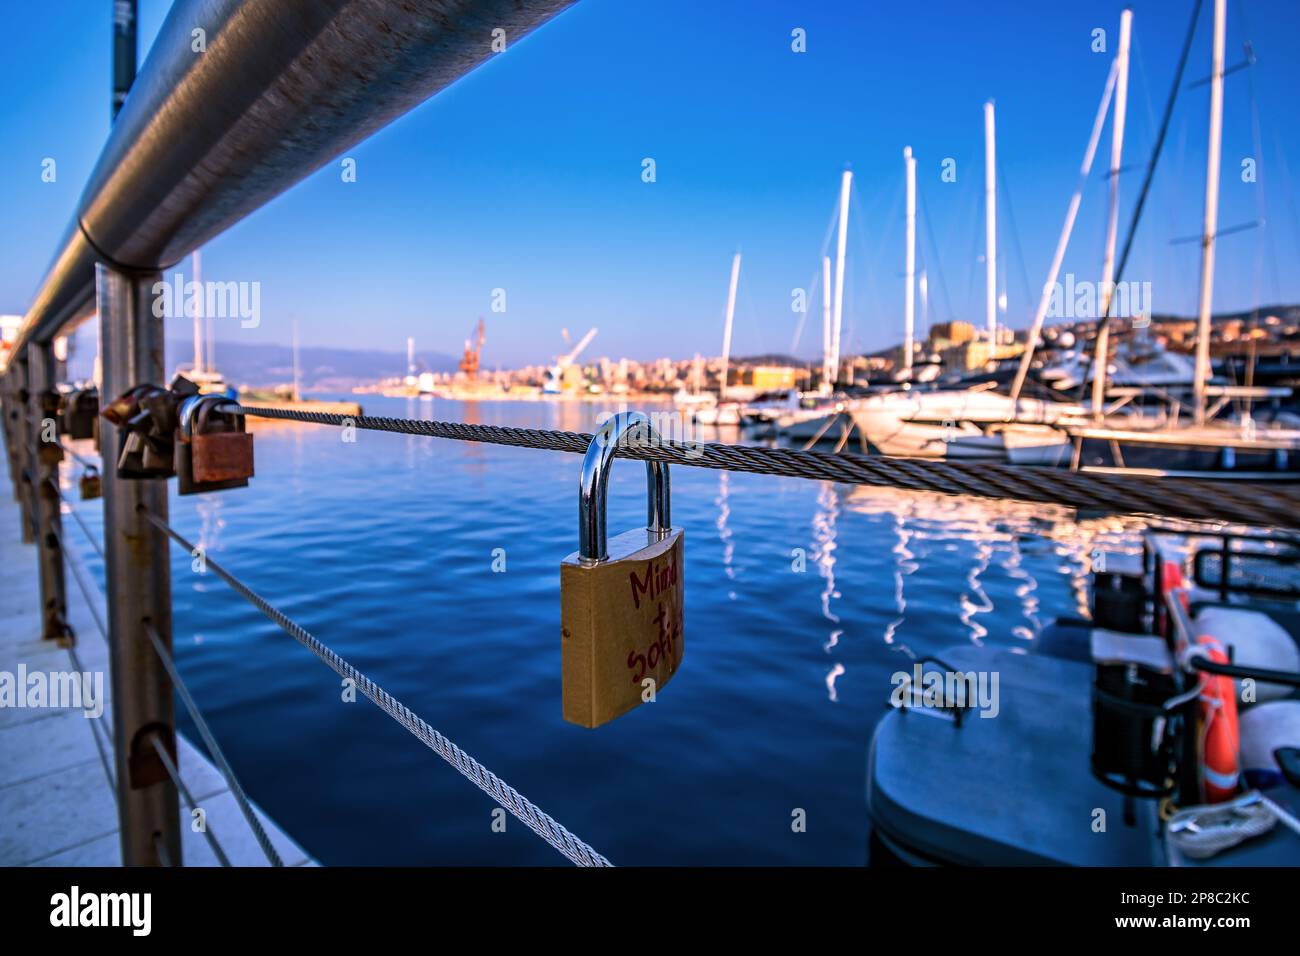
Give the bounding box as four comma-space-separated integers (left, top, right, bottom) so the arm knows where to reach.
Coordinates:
176, 395, 253, 495
561, 412, 684, 728
79, 465, 102, 501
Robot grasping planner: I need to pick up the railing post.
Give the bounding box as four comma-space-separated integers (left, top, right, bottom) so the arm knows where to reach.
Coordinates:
10, 357, 36, 543
1, 376, 22, 508
27, 340, 73, 644
96, 262, 181, 867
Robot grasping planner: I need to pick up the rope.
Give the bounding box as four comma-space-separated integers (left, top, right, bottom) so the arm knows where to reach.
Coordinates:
143, 622, 284, 867
139, 508, 613, 867
150, 734, 232, 867
233, 404, 1300, 530
1167, 792, 1279, 859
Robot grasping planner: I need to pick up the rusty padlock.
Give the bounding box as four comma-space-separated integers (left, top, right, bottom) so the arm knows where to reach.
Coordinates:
560, 412, 684, 728
79, 465, 102, 501
100, 384, 152, 428
176, 395, 253, 495
62, 388, 99, 441
105, 385, 177, 479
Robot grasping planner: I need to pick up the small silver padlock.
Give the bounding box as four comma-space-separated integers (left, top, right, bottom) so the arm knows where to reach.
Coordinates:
560, 412, 684, 728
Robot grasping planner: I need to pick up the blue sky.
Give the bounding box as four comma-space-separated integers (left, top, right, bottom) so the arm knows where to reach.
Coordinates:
3, 0, 1299, 368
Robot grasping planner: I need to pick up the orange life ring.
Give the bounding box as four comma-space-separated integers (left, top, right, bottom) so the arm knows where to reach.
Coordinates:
1196, 636, 1240, 803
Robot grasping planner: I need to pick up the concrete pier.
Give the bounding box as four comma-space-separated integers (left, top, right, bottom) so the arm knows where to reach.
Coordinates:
0, 461, 315, 866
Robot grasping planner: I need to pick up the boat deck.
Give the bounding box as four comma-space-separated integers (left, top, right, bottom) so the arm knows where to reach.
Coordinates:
0, 465, 316, 866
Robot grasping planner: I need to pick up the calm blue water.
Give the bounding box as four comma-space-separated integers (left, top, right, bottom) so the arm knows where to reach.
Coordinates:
68, 396, 1142, 865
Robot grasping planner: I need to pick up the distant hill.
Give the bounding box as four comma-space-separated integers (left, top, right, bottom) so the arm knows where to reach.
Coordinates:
63, 339, 458, 391
733, 353, 810, 367
1152, 305, 1300, 324
164, 340, 460, 391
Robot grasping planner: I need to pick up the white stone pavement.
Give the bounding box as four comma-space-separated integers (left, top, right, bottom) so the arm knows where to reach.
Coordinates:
0, 451, 316, 866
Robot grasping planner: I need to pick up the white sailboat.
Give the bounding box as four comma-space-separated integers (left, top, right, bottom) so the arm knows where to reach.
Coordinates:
175, 250, 229, 394
778, 170, 854, 440
1004, 2, 1299, 478
694, 253, 743, 426
851, 107, 1087, 458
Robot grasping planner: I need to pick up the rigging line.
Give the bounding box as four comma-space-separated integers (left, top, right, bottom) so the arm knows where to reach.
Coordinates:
142, 621, 284, 867
1077, 0, 1206, 405
917, 187, 956, 323
792, 181, 853, 356
1234, 0, 1283, 309
996, 165, 1035, 322
1169, 220, 1262, 244
138, 509, 613, 868
150, 734, 233, 867
790, 262, 822, 356
853, 177, 904, 331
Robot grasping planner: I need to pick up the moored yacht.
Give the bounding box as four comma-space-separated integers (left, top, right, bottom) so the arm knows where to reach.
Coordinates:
867, 526, 1300, 866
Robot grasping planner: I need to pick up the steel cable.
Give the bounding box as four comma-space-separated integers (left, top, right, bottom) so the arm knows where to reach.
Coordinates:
143, 622, 284, 867
150, 735, 232, 867
67, 642, 116, 794
235, 404, 1300, 530
139, 508, 613, 867
54, 488, 277, 865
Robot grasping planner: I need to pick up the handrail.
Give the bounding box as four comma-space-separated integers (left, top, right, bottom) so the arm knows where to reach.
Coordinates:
4, 0, 576, 361
1166, 587, 1300, 688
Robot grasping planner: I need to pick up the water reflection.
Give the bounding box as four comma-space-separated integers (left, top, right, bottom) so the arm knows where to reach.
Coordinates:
714, 470, 736, 600
811, 482, 843, 698
840, 485, 1152, 646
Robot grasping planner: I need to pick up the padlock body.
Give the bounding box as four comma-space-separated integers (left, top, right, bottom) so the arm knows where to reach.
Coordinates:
561, 527, 684, 728
192, 431, 254, 484
79, 474, 102, 501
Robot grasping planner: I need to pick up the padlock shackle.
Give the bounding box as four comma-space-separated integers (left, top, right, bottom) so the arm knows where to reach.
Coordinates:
178, 395, 242, 440
579, 411, 670, 563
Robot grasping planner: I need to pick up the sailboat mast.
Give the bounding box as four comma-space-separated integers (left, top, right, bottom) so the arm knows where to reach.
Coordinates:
919, 271, 928, 336
983, 100, 997, 345
821, 256, 833, 393
291, 319, 301, 402
903, 146, 916, 375
1091, 8, 1132, 419
831, 169, 852, 388
720, 253, 740, 401
1010, 60, 1118, 403
191, 251, 203, 373
1194, 0, 1226, 425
